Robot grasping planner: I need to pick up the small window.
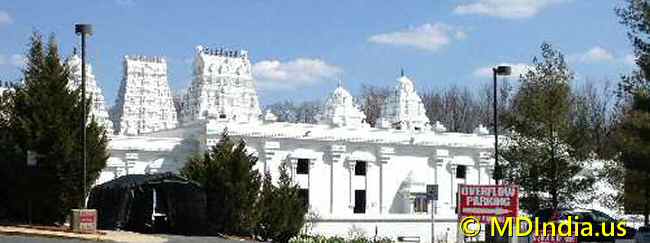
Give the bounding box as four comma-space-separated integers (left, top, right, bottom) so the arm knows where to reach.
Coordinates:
219, 114, 227, 119
297, 159, 309, 174
354, 190, 366, 214
414, 127, 421, 131
456, 165, 466, 179
298, 189, 309, 208
354, 161, 367, 176
413, 196, 428, 213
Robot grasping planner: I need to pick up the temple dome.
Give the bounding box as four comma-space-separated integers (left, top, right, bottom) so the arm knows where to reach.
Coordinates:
378, 73, 431, 131
320, 82, 368, 128
397, 75, 415, 94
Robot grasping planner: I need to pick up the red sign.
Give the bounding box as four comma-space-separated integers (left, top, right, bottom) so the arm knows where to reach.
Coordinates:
80, 211, 96, 224
458, 184, 519, 224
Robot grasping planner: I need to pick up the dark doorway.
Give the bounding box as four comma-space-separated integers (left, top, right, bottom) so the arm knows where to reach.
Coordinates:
354, 190, 366, 214
298, 188, 309, 208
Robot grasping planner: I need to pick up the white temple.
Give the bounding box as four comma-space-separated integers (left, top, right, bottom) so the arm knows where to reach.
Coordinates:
96, 46, 501, 242
180, 46, 262, 125
113, 55, 177, 135
0, 39, 628, 240
67, 53, 114, 134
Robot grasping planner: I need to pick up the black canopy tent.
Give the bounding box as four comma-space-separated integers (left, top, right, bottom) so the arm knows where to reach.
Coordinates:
87, 173, 207, 235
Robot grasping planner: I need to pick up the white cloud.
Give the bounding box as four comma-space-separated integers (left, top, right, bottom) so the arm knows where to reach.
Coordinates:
579, 47, 615, 63
454, 0, 568, 19
252, 58, 342, 90
10, 54, 25, 67
473, 63, 532, 79
368, 23, 466, 51
0, 54, 24, 67
568, 47, 628, 64
623, 53, 636, 66
0, 10, 13, 26
115, 0, 136, 7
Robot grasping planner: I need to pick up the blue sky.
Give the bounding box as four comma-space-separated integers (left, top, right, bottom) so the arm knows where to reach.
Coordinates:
0, 0, 637, 106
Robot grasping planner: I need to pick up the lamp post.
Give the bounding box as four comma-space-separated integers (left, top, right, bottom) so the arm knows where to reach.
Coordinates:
75, 24, 92, 208
492, 66, 511, 185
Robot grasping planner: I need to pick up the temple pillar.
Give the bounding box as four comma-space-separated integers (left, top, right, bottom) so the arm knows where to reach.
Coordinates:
329, 144, 346, 214
263, 141, 280, 174
448, 163, 458, 213
378, 146, 394, 214
477, 151, 492, 185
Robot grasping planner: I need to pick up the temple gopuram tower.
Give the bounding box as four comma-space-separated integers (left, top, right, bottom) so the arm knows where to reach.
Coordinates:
67, 53, 114, 134
181, 46, 262, 124
114, 55, 177, 135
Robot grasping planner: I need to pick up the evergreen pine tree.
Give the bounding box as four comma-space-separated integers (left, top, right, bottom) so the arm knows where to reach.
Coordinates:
616, 0, 650, 226
2, 32, 108, 224
256, 163, 308, 242
181, 132, 261, 235
501, 42, 594, 213
616, 97, 650, 225
256, 171, 275, 240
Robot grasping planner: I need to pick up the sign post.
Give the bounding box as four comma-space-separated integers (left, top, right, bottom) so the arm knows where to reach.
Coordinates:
458, 184, 519, 224
71, 209, 97, 233
458, 184, 519, 243
427, 184, 438, 243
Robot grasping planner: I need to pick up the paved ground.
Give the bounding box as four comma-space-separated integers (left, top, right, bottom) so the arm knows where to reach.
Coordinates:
0, 234, 256, 243
0, 226, 256, 243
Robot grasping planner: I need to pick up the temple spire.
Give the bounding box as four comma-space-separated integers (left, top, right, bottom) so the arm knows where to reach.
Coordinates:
400, 68, 405, 77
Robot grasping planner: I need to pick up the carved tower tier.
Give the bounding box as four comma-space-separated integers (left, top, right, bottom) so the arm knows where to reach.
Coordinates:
181, 45, 262, 124
67, 53, 114, 134
114, 55, 177, 135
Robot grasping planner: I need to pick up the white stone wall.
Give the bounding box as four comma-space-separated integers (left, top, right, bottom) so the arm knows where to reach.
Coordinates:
114, 55, 177, 135
99, 119, 496, 243
202, 125, 494, 243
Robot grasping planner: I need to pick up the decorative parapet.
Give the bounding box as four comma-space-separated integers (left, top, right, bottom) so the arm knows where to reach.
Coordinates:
124, 55, 166, 63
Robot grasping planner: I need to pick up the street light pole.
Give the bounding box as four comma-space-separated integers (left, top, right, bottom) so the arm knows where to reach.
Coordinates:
492, 66, 511, 185
75, 24, 92, 208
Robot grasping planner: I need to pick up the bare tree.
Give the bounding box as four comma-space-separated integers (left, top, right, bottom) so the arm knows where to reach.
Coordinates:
265, 100, 322, 124
358, 84, 390, 127
478, 79, 514, 134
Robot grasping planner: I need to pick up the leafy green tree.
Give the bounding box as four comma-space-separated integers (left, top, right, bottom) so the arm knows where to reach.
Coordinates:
0, 32, 108, 224
616, 0, 650, 226
181, 132, 261, 235
501, 42, 594, 213
257, 163, 308, 242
